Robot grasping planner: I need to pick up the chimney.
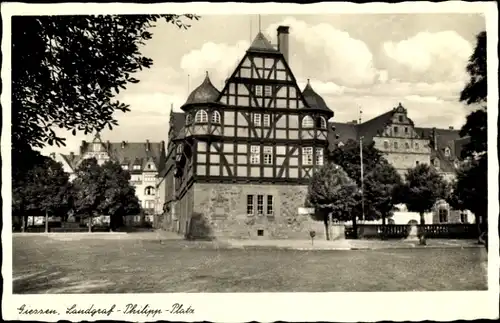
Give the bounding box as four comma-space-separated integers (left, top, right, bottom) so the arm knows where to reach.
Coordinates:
121, 141, 126, 149
449, 126, 454, 130
277, 26, 290, 63
146, 140, 150, 151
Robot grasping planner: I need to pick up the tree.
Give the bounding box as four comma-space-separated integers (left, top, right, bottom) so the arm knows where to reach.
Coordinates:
72, 158, 105, 232
329, 139, 402, 223
12, 14, 198, 151
12, 157, 72, 232
98, 161, 141, 230
449, 155, 487, 240
72, 158, 140, 231
395, 164, 449, 226
306, 163, 359, 240
363, 162, 403, 226
454, 30, 488, 240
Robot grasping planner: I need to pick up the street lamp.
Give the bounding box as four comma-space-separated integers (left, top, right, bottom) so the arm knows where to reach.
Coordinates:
359, 136, 365, 222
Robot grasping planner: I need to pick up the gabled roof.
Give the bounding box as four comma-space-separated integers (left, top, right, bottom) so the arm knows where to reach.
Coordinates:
248, 32, 278, 53
328, 122, 358, 150
356, 110, 394, 142
184, 72, 220, 106
301, 80, 332, 113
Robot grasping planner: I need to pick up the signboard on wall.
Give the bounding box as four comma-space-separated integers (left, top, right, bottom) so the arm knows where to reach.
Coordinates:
298, 207, 315, 215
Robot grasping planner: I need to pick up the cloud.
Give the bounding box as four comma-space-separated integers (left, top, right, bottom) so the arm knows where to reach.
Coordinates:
404, 95, 445, 104
382, 31, 473, 83
296, 79, 346, 96
265, 17, 379, 87
180, 40, 250, 89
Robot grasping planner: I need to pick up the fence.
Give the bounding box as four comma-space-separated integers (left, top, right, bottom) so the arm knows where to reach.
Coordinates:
346, 224, 479, 240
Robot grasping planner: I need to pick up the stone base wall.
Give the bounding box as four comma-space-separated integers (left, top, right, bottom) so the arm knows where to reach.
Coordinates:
188, 183, 325, 240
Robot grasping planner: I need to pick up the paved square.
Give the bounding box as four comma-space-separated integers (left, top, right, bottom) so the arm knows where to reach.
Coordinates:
13, 235, 487, 293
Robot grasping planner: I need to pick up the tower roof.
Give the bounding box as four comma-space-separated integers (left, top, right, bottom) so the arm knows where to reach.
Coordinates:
301, 80, 332, 112
184, 72, 220, 105
248, 32, 278, 53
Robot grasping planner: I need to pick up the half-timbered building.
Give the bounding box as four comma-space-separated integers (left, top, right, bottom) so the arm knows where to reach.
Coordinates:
158, 26, 332, 238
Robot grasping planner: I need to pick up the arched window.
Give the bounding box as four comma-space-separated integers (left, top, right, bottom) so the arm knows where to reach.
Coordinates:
145, 186, 155, 196
186, 114, 192, 125
316, 117, 327, 129
212, 111, 221, 124
439, 209, 448, 223
195, 110, 208, 123
414, 142, 419, 150
405, 142, 410, 149
394, 142, 398, 149
302, 116, 314, 128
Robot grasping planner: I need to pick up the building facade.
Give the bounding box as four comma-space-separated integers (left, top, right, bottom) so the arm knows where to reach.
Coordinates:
157, 26, 473, 238
51, 134, 166, 217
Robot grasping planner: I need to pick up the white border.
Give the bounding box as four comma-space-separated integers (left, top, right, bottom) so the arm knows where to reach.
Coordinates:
1, 2, 499, 322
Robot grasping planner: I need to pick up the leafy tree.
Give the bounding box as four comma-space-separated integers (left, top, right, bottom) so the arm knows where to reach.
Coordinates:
329, 139, 401, 223
12, 14, 198, 150
72, 158, 140, 231
363, 162, 403, 226
72, 158, 105, 231
394, 164, 449, 226
453, 30, 488, 239
98, 161, 140, 230
306, 163, 359, 240
449, 155, 487, 239
12, 157, 72, 232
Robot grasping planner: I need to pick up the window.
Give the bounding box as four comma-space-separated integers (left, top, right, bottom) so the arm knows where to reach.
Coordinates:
257, 229, 264, 236
415, 142, 419, 149
444, 147, 451, 157
315, 148, 324, 166
255, 85, 263, 96
302, 116, 314, 128
460, 212, 467, 223
302, 147, 313, 165
405, 142, 410, 149
394, 142, 398, 149
212, 111, 221, 124
133, 164, 141, 170
122, 165, 129, 170
144, 200, 155, 210
253, 113, 261, 127
319, 117, 327, 129
439, 209, 448, 223
394, 126, 399, 134
398, 115, 403, 122
246, 195, 254, 215
145, 186, 155, 196
383, 141, 389, 149
147, 164, 152, 170
186, 114, 192, 125
250, 145, 260, 164
257, 195, 264, 215
267, 195, 274, 215
93, 143, 101, 152
404, 127, 408, 134
416, 161, 419, 165
263, 114, 270, 127
263, 146, 273, 165
195, 110, 208, 123
264, 85, 272, 96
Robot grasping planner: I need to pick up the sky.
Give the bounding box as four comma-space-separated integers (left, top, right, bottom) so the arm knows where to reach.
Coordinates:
43, 13, 485, 155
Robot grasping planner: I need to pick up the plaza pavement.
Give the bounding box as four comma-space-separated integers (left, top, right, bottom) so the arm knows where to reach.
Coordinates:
13, 230, 482, 250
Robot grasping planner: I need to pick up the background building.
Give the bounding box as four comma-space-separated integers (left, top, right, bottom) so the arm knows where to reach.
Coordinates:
51, 133, 166, 219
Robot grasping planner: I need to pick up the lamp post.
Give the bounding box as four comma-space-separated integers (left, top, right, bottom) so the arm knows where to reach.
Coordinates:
359, 136, 365, 222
